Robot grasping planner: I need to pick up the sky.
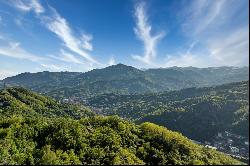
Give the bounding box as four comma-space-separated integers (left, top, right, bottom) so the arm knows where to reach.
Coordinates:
0, 0, 249, 79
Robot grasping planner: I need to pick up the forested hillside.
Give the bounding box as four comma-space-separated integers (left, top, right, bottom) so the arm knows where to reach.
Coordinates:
145, 66, 249, 90
0, 115, 242, 165
1, 64, 248, 99
0, 87, 94, 118
0, 87, 243, 165
87, 81, 249, 142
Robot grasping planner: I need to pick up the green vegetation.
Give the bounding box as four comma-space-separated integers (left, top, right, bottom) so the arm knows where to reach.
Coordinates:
0, 87, 243, 165
87, 81, 249, 141
0, 115, 242, 165
2, 64, 248, 99
0, 65, 248, 165
0, 87, 94, 119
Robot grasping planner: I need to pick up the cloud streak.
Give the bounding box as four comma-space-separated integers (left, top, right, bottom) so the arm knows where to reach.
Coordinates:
10, 0, 44, 14
40, 63, 64, 71
41, 6, 99, 65
163, 26, 249, 67
0, 40, 46, 62
132, 2, 165, 65
48, 49, 85, 64
208, 26, 249, 66
163, 41, 209, 67
108, 57, 116, 66
9, 0, 99, 65
165, 0, 249, 67
0, 69, 18, 80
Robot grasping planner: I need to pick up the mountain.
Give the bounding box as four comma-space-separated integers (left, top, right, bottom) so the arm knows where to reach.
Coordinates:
86, 81, 249, 142
2, 71, 81, 94
145, 66, 249, 90
1, 64, 249, 99
46, 64, 163, 99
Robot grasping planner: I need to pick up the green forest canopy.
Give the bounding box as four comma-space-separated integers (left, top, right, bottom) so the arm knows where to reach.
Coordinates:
0, 87, 244, 165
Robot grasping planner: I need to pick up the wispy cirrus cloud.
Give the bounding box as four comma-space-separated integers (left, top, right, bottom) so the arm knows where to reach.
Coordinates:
81, 34, 93, 51
163, 41, 210, 67
132, 2, 165, 65
48, 49, 85, 64
207, 26, 249, 66
7, 0, 100, 66
108, 57, 116, 66
0, 39, 46, 62
181, 0, 226, 36
163, 26, 249, 67
10, 0, 44, 14
40, 63, 65, 71
166, 0, 249, 67
41, 6, 99, 65
0, 69, 18, 80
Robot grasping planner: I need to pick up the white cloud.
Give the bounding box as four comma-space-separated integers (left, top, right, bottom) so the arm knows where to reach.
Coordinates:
40, 63, 64, 71
207, 27, 249, 66
163, 41, 210, 67
0, 40, 46, 62
49, 49, 84, 64
182, 0, 226, 36
0, 70, 18, 80
81, 34, 93, 51
30, 0, 44, 14
171, 0, 249, 67
5, 0, 103, 71
41, 7, 99, 65
10, 0, 44, 14
60, 49, 84, 64
108, 57, 116, 66
132, 2, 165, 65
164, 54, 201, 67
163, 26, 249, 67
9, 0, 99, 66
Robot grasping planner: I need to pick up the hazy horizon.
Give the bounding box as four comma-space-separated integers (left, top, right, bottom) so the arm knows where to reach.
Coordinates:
1, 63, 249, 80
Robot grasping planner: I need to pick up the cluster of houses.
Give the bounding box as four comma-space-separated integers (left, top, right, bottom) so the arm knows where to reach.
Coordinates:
213, 131, 249, 158
192, 131, 249, 161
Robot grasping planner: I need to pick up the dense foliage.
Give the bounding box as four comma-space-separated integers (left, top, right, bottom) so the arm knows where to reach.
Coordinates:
87, 81, 249, 142
0, 87, 94, 119
0, 115, 242, 165
0, 65, 248, 165
0, 87, 243, 165
1, 64, 248, 99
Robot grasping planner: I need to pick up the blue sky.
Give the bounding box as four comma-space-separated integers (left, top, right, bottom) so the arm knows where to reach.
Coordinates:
0, 0, 249, 79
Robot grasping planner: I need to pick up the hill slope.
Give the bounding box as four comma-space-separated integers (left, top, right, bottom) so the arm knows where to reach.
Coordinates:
0, 87, 243, 165
0, 115, 242, 165
87, 81, 249, 142
1, 64, 248, 99
0, 87, 94, 118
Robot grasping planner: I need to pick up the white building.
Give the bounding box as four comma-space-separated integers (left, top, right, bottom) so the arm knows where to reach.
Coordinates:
205, 145, 217, 150
230, 146, 239, 153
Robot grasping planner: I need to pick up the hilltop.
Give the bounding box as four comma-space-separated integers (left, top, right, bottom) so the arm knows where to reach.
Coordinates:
1, 64, 248, 99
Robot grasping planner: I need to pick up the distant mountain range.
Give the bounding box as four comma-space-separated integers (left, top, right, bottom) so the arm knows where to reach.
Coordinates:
1, 64, 249, 99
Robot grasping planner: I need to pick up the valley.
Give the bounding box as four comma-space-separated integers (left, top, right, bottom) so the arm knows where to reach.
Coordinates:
0, 64, 249, 164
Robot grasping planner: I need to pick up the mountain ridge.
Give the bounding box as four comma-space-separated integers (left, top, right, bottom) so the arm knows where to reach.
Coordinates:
1, 64, 249, 99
